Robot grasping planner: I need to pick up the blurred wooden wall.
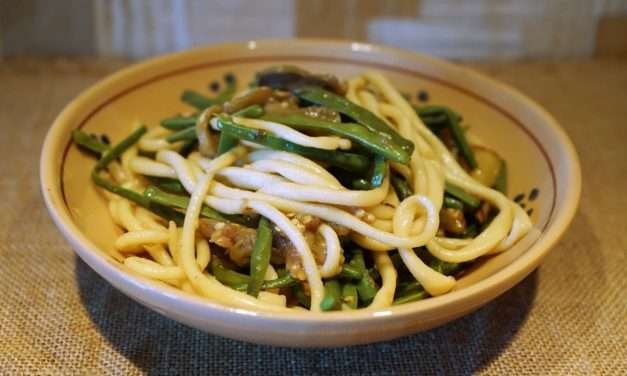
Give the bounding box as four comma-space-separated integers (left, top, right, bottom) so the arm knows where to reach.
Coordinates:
1, 0, 626, 60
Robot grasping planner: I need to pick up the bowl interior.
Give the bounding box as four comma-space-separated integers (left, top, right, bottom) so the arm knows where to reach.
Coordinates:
43, 41, 579, 339
63, 49, 553, 269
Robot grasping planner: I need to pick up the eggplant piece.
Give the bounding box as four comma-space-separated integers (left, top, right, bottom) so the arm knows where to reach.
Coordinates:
470, 146, 503, 187
256, 65, 346, 94
223, 86, 273, 114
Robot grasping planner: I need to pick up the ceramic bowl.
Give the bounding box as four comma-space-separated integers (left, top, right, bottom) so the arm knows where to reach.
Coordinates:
40, 39, 580, 347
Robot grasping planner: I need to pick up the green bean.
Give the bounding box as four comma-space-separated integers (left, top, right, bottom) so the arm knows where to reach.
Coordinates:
370, 155, 387, 188
294, 86, 413, 149
166, 127, 196, 143
394, 279, 424, 297
218, 116, 370, 172
247, 217, 273, 297
215, 80, 237, 104
420, 113, 449, 127
320, 280, 342, 311
88, 126, 185, 225
349, 249, 378, 305
143, 186, 255, 227
147, 177, 187, 194
429, 258, 461, 276
260, 113, 410, 164
72, 129, 109, 154
293, 284, 311, 309
444, 182, 480, 209
445, 109, 477, 169
414, 105, 461, 121
160, 115, 197, 130
262, 274, 298, 289
216, 131, 239, 156
294, 86, 414, 154
164, 104, 265, 146
443, 195, 464, 211
91, 173, 185, 225
391, 174, 413, 201
230, 274, 298, 292
181, 90, 214, 110
341, 283, 358, 309
393, 288, 429, 305
493, 159, 508, 194
339, 264, 363, 280
94, 126, 146, 172
211, 258, 250, 287
234, 104, 265, 118
217, 105, 265, 155
415, 105, 475, 168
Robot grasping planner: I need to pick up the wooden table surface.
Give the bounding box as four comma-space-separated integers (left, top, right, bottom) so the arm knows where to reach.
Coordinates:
0, 57, 625, 375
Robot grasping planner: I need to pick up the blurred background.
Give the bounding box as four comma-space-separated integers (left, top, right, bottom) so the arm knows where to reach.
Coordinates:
1, 0, 626, 61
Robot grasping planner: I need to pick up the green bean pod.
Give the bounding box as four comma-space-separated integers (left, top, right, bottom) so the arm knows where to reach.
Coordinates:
341, 283, 358, 309
166, 127, 196, 143
211, 258, 250, 287
217, 116, 370, 172
72, 129, 109, 154
349, 249, 378, 305
393, 288, 429, 305
160, 115, 197, 130
147, 177, 187, 194
247, 217, 273, 297
294, 86, 414, 154
181, 90, 214, 110
443, 195, 464, 211
143, 186, 255, 227
88, 126, 185, 225
339, 264, 363, 280
444, 182, 480, 209
320, 280, 342, 311
493, 159, 508, 194
391, 174, 413, 201
370, 155, 387, 188
293, 284, 311, 309
260, 113, 410, 164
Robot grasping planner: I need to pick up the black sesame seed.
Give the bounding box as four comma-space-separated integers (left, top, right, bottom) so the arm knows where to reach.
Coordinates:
100, 134, 111, 145
513, 193, 525, 203
526, 208, 534, 216
519, 202, 526, 209
224, 73, 235, 84
529, 188, 540, 201
209, 81, 220, 92
417, 90, 429, 102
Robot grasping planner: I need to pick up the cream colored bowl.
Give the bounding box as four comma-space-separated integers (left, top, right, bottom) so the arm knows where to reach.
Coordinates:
40, 39, 580, 347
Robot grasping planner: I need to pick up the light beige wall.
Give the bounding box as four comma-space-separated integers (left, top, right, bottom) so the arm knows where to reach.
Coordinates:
1, 0, 626, 60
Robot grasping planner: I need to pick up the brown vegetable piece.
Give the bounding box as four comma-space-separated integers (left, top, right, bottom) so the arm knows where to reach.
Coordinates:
439, 208, 467, 235
223, 86, 273, 114
256, 65, 346, 95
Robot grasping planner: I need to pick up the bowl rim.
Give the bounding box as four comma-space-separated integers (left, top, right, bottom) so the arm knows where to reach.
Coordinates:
40, 38, 581, 324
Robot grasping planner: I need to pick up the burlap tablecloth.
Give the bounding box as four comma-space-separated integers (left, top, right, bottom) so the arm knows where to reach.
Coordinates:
0, 58, 625, 375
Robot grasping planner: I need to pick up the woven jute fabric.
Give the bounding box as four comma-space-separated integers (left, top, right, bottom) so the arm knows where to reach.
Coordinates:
0, 58, 625, 375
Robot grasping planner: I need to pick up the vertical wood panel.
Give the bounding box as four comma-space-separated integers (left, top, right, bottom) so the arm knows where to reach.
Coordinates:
595, 15, 627, 57
296, 0, 418, 40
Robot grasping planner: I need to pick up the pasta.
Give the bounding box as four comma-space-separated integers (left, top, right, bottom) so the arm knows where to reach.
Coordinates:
74, 66, 532, 313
